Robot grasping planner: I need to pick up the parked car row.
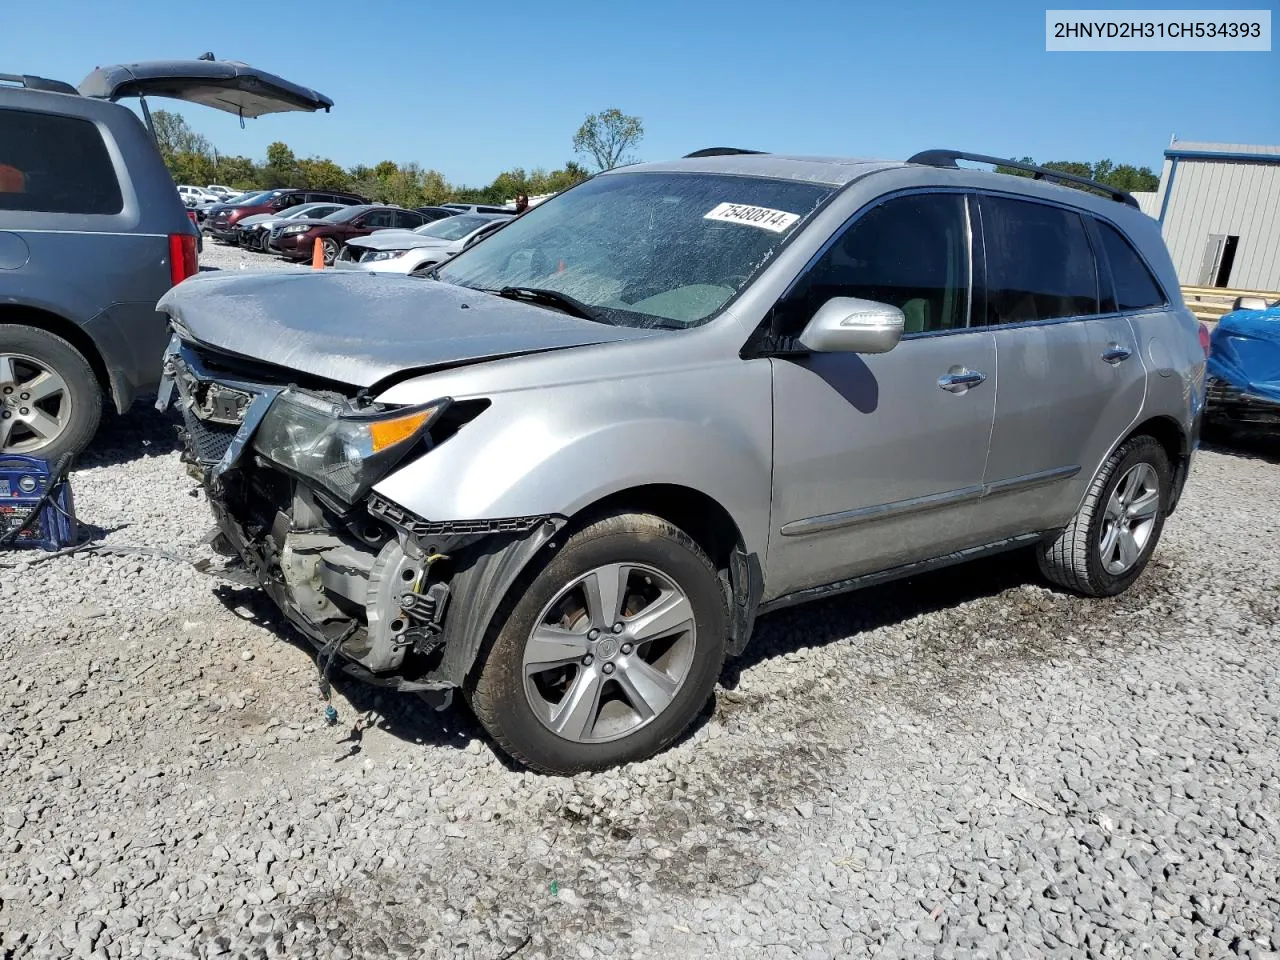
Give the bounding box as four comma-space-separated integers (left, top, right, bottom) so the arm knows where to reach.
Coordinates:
335, 212, 512, 274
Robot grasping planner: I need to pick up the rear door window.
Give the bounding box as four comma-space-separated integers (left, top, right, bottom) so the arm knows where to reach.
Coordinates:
0, 108, 123, 215
1094, 220, 1166, 311
978, 195, 1098, 324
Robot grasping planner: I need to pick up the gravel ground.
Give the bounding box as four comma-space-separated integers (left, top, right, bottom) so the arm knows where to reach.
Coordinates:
2, 262, 1278, 959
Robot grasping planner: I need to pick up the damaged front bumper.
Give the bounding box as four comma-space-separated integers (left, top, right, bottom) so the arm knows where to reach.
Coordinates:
157, 336, 563, 701
1206, 376, 1280, 428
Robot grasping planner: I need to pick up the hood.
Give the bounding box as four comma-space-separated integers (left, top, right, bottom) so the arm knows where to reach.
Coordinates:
157, 270, 660, 388
237, 213, 275, 227
78, 58, 333, 118
346, 230, 448, 252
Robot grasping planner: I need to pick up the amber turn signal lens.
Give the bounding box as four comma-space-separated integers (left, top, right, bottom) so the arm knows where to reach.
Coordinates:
368, 410, 431, 453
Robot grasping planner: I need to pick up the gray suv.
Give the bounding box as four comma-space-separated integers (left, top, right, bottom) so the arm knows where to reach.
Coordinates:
0, 59, 332, 459
156, 149, 1207, 774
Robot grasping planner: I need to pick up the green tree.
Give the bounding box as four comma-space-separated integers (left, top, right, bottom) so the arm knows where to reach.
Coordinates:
297, 157, 350, 191
419, 169, 449, 206
150, 110, 211, 160
261, 141, 300, 186
994, 156, 1159, 193
214, 155, 258, 189
573, 108, 644, 171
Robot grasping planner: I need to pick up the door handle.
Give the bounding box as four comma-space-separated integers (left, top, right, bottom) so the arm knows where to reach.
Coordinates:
938, 368, 987, 393
1102, 344, 1133, 364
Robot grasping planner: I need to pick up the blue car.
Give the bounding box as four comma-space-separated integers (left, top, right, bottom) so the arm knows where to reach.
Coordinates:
1206, 297, 1280, 431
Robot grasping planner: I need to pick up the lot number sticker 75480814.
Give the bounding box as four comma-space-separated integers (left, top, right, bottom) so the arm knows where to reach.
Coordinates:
703, 202, 801, 233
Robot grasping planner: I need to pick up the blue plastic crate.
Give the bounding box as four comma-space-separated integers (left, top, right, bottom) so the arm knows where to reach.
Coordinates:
0, 455, 78, 551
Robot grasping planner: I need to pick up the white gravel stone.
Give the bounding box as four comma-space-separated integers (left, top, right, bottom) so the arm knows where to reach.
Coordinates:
1, 331, 1278, 959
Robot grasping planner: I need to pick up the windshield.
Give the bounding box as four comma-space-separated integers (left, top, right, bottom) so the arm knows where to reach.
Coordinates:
414, 214, 495, 240
437, 172, 830, 328
274, 203, 317, 218
232, 191, 271, 206
325, 205, 373, 223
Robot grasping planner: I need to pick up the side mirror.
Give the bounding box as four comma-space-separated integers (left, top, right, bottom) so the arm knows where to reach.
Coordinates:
797, 297, 905, 354
1232, 296, 1269, 312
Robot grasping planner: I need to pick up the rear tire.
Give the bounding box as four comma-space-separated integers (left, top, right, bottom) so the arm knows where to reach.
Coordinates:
0, 324, 102, 460
468, 512, 728, 775
1037, 435, 1171, 597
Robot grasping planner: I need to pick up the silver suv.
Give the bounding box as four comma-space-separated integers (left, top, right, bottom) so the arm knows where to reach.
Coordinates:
156, 148, 1207, 774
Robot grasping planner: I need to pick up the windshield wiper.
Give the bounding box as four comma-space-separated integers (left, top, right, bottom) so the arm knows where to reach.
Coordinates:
489, 286, 609, 323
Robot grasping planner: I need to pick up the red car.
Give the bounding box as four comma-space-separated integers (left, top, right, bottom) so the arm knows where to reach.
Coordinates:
205, 187, 367, 242
268, 205, 434, 264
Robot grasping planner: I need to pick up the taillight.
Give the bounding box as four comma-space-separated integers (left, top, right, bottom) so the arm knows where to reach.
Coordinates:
168, 232, 199, 286
1198, 322, 1211, 358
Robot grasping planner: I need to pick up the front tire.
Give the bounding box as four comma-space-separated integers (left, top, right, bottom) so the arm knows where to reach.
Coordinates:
0, 324, 102, 460
322, 238, 340, 265
1037, 435, 1171, 597
469, 512, 728, 775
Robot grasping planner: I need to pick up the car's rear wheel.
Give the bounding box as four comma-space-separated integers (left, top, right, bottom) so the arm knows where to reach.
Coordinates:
468, 512, 728, 774
0, 324, 101, 460
1037, 435, 1171, 597
322, 238, 340, 265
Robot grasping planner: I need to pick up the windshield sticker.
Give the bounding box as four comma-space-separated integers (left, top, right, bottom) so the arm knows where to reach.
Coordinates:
704, 202, 801, 233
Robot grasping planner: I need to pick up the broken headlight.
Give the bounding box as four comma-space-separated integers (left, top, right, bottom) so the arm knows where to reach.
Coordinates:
252, 390, 449, 503
362, 249, 408, 262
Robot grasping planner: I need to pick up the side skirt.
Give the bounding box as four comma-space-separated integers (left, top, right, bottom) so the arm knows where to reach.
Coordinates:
756, 531, 1052, 617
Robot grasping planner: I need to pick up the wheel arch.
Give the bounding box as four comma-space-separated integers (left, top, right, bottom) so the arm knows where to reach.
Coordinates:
1117, 414, 1189, 514
440, 482, 762, 690
0, 303, 119, 410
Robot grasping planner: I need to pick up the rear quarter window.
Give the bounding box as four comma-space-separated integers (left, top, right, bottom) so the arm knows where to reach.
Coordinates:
1095, 220, 1166, 311
0, 108, 124, 215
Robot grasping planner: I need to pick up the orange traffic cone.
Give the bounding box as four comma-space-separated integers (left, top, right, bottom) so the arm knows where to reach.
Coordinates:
557, 259, 566, 273
312, 237, 325, 270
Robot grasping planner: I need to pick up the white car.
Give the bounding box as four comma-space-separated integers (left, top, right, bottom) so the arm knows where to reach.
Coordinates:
206, 184, 238, 200
333, 213, 512, 275
177, 184, 220, 207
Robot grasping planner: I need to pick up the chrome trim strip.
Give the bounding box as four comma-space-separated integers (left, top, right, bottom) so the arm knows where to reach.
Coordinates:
982, 464, 1081, 496
780, 465, 1080, 538
779, 484, 985, 537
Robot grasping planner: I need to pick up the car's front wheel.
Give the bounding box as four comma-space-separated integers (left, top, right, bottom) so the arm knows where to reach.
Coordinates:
468, 512, 728, 774
322, 238, 340, 265
0, 324, 102, 460
1037, 435, 1171, 597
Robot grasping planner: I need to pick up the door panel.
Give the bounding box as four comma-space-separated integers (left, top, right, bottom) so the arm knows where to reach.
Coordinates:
767, 332, 996, 599
975, 319, 1142, 539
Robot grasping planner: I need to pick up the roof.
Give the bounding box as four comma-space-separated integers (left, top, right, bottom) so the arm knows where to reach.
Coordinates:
1164, 141, 1280, 163
613, 154, 898, 187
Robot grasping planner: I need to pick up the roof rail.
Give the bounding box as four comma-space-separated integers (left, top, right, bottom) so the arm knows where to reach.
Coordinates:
907, 149, 1139, 209
0, 73, 80, 95
683, 147, 767, 158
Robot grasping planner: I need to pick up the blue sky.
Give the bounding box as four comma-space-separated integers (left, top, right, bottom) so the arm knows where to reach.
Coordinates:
4, 0, 1277, 185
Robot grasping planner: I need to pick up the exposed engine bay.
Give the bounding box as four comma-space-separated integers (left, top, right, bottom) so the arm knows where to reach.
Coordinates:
157, 336, 563, 703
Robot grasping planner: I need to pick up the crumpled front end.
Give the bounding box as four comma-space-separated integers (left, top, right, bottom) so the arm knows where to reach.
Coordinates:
156, 335, 562, 698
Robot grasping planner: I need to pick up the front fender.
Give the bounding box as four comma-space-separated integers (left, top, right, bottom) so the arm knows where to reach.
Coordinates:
371, 359, 775, 558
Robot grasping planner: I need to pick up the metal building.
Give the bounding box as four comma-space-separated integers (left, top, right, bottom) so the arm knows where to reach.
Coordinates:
1152, 141, 1280, 291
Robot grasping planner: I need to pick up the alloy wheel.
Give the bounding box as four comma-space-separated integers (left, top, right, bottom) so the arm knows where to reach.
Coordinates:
522, 562, 698, 743
0, 353, 70, 454
1099, 462, 1160, 575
